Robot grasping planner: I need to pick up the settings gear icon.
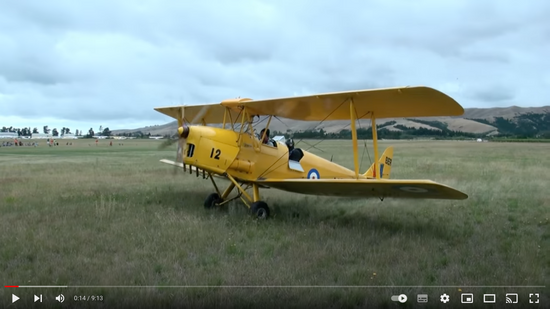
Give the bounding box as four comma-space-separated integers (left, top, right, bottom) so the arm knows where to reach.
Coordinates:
440, 293, 450, 303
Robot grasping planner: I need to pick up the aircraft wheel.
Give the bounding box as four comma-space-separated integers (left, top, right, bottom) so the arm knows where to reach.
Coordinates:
204, 193, 223, 209
250, 201, 270, 219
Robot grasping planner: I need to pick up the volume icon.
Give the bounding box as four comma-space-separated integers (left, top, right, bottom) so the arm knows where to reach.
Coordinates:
55, 294, 65, 303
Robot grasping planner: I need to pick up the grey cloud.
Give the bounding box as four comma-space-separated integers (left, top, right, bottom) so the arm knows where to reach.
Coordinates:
457, 51, 510, 64
469, 85, 516, 103
0, 0, 549, 129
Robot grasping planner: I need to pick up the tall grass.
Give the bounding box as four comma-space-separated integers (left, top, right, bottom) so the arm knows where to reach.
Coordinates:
1, 139, 548, 308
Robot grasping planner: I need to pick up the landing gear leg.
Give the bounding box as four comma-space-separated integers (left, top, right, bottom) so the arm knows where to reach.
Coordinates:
225, 175, 270, 219
204, 174, 233, 209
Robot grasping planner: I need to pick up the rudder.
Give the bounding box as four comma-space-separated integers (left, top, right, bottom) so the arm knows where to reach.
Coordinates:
363, 146, 393, 179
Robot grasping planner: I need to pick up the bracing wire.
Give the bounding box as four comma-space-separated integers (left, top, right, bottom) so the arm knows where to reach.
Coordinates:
257, 98, 379, 175
352, 105, 372, 172
273, 116, 326, 153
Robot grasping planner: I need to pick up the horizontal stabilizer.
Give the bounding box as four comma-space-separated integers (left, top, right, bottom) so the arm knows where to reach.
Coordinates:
257, 179, 467, 200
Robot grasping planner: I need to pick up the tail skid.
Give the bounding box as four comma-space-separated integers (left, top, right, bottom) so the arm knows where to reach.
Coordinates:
364, 146, 393, 179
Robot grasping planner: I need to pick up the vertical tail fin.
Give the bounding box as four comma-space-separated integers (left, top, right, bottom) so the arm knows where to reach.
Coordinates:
363, 146, 393, 179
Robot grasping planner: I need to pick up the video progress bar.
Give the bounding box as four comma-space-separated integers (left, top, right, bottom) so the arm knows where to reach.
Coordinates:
5, 286, 68, 288
5, 285, 546, 288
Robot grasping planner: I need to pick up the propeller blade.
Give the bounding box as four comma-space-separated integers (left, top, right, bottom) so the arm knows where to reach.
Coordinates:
158, 138, 178, 150
190, 105, 209, 125
173, 137, 187, 174
177, 138, 187, 162
162, 104, 191, 175
177, 106, 184, 127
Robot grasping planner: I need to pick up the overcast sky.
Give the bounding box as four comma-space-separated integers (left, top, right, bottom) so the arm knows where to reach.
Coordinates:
1, 0, 549, 132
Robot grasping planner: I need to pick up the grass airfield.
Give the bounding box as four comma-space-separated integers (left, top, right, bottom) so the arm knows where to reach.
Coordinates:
1, 138, 548, 308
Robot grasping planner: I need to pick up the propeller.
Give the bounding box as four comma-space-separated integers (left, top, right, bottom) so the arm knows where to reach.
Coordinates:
158, 105, 210, 174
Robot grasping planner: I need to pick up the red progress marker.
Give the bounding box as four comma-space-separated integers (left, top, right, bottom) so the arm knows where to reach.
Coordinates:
5, 285, 19, 288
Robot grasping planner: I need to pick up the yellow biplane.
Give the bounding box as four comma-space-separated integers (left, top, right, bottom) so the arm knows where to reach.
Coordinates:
155, 86, 468, 219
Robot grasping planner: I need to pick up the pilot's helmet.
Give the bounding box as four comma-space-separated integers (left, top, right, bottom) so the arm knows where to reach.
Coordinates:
285, 138, 294, 148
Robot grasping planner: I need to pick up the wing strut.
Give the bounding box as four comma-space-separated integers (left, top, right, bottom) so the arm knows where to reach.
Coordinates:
350, 99, 360, 179
371, 113, 380, 179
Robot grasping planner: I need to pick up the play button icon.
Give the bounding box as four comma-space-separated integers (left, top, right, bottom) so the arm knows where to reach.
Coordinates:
12, 294, 19, 303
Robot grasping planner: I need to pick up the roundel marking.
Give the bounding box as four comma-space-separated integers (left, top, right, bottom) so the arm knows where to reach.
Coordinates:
399, 186, 428, 193
307, 168, 320, 179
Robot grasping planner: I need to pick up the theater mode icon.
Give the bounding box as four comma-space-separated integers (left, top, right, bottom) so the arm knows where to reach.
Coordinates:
483, 294, 496, 303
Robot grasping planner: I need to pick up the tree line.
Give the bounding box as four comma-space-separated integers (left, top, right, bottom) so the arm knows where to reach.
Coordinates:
0, 125, 112, 138
274, 126, 480, 140
6, 112, 548, 140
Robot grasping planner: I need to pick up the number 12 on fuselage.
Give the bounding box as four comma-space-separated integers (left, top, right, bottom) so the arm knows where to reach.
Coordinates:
210, 148, 221, 160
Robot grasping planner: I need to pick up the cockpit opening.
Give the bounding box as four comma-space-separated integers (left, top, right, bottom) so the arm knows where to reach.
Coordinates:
259, 128, 277, 147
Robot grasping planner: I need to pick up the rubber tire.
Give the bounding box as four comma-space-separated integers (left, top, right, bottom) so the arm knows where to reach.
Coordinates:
250, 201, 270, 219
204, 193, 222, 209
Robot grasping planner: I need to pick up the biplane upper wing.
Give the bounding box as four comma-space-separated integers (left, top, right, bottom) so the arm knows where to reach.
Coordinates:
154, 86, 463, 124
154, 101, 244, 124
256, 178, 468, 200
224, 86, 464, 121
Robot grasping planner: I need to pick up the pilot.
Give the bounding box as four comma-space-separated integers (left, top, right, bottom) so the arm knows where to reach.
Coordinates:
260, 128, 270, 144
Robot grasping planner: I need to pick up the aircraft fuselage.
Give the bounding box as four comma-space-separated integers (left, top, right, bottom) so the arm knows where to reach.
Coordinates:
181, 125, 367, 183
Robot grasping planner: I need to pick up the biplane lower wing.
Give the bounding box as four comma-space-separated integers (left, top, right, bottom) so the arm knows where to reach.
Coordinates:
159, 159, 224, 178
256, 179, 468, 200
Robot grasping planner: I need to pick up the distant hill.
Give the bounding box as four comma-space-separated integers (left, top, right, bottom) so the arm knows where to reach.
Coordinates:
115, 122, 176, 136
113, 106, 550, 138
462, 106, 550, 119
